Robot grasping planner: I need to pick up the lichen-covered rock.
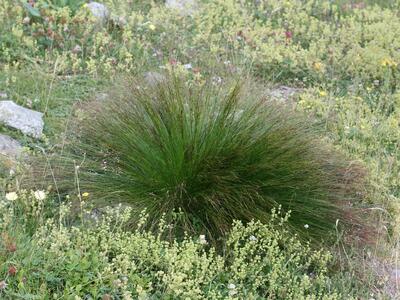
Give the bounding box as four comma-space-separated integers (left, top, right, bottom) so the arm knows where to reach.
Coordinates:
0, 101, 43, 138
166, 0, 198, 16
0, 134, 22, 158
0, 134, 23, 176
87, 2, 109, 23
265, 86, 302, 102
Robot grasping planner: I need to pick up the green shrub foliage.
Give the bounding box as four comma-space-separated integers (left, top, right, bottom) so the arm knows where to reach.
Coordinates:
0, 203, 348, 299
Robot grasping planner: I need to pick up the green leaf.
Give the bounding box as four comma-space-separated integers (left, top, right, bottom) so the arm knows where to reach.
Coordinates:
22, 2, 41, 18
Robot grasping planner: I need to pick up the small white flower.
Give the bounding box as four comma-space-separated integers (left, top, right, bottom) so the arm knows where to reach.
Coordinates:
249, 235, 257, 241
227, 283, 236, 289
183, 63, 192, 70
228, 283, 237, 296
212, 76, 222, 85
22, 17, 30, 25
113, 279, 122, 288
5, 192, 18, 201
34, 190, 46, 201
304, 224, 309, 229
199, 234, 208, 245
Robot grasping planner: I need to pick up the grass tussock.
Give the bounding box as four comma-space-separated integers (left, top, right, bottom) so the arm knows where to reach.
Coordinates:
36, 76, 366, 242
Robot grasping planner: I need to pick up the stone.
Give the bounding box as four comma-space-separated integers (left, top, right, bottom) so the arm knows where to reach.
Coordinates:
144, 71, 166, 86
0, 101, 44, 138
166, 0, 198, 16
265, 86, 302, 101
0, 134, 22, 158
87, 2, 109, 23
0, 134, 23, 176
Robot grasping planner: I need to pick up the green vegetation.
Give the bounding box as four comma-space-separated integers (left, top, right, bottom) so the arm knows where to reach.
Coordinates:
0, 0, 399, 298
40, 77, 364, 242
0, 200, 353, 299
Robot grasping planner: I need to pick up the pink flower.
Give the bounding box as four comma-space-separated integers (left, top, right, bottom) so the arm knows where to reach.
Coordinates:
285, 31, 293, 39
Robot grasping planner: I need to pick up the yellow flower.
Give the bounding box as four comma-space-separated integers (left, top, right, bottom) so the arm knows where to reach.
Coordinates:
319, 90, 327, 97
313, 62, 323, 71
381, 58, 397, 67
82, 192, 90, 197
148, 24, 156, 31
5, 192, 18, 201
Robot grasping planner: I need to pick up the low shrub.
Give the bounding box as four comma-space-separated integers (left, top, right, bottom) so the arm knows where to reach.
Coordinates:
40, 76, 364, 242
0, 197, 354, 299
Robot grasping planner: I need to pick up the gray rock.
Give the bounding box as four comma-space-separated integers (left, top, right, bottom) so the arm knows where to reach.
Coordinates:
166, 0, 198, 16
265, 86, 302, 101
0, 134, 22, 158
144, 72, 166, 86
87, 2, 109, 23
0, 92, 7, 99
0, 134, 23, 176
0, 101, 44, 138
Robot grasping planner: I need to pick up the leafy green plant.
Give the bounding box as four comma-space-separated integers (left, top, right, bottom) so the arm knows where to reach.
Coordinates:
40, 76, 365, 242
0, 201, 368, 299
22, 0, 86, 17
47, 0, 85, 12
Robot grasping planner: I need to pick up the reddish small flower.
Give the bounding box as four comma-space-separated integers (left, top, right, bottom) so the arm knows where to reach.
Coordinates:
193, 67, 201, 74
285, 31, 293, 39
110, 57, 117, 65
169, 59, 177, 66
8, 266, 17, 276
47, 28, 54, 37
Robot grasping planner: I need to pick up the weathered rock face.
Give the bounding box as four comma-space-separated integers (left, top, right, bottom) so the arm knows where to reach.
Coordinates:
87, 2, 109, 23
0, 134, 22, 158
165, 0, 198, 16
0, 101, 44, 138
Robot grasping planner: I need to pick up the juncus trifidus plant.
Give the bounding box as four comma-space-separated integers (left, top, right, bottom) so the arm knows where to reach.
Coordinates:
44, 75, 364, 242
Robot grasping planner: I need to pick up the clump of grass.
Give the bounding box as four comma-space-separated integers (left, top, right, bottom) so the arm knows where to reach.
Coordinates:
41, 76, 364, 242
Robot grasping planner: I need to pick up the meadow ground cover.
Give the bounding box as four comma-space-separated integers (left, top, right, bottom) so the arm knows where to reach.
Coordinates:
0, 0, 399, 299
